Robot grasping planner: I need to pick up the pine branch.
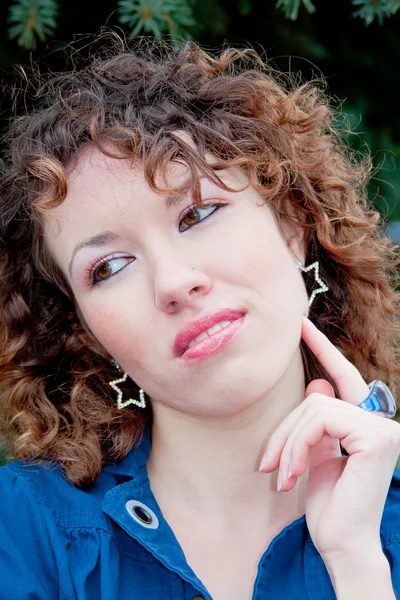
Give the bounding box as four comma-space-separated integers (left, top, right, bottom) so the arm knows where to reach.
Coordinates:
352, 0, 400, 25
8, 0, 59, 49
117, 0, 195, 41
384, 0, 400, 15
275, 0, 316, 20
6, 0, 400, 53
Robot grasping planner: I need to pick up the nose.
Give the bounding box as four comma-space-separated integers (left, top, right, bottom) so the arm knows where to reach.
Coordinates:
153, 257, 211, 313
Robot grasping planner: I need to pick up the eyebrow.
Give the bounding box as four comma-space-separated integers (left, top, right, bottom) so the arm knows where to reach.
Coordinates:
67, 177, 209, 278
67, 195, 186, 277
164, 177, 201, 208
68, 231, 122, 278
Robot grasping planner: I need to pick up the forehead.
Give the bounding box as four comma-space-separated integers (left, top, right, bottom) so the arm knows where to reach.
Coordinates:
64, 145, 190, 207
44, 145, 250, 234
43, 146, 190, 236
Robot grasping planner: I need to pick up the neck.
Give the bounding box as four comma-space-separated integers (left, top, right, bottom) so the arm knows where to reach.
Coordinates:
147, 349, 307, 532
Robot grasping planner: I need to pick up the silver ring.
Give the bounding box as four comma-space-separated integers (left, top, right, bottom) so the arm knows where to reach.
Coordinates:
358, 380, 397, 418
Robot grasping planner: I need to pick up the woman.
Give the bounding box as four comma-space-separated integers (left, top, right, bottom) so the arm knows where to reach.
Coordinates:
0, 36, 400, 599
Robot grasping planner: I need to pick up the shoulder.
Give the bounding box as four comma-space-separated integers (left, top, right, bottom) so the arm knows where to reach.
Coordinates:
0, 461, 66, 597
0, 459, 125, 598
0, 458, 114, 531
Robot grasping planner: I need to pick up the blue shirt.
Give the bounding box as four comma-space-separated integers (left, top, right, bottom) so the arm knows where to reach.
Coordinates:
1, 424, 400, 600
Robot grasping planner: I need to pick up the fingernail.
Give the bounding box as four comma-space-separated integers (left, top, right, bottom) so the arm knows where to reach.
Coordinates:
277, 470, 282, 492
287, 459, 292, 479
259, 452, 268, 472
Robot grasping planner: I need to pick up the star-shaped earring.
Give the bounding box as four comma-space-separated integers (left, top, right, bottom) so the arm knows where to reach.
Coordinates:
109, 371, 146, 409
297, 260, 329, 307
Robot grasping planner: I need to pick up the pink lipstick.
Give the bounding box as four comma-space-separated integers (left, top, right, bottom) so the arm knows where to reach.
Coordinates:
173, 309, 245, 361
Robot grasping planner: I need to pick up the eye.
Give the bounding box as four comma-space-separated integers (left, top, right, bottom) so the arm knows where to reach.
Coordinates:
87, 254, 135, 287
179, 203, 225, 232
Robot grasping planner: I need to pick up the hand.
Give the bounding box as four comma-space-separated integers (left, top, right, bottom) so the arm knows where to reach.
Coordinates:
259, 316, 400, 565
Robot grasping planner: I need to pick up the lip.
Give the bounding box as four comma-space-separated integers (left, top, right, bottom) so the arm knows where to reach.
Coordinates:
173, 309, 246, 358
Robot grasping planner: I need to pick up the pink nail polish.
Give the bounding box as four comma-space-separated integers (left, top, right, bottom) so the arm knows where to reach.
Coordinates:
287, 460, 292, 479
258, 453, 268, 472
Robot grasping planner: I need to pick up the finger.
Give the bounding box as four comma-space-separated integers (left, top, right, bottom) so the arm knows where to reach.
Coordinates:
305, 378, 335, 398
280, 433, 341, 492
278, 407, 344, 491
259, 398, 311, 472
278, 407, 357, 492
278, 398, 398, 491
269, 394, 391, 475
261, 382, 335, 473
305, 381, 339, 474
309, 434, 341, 470
301, 317, 369, 405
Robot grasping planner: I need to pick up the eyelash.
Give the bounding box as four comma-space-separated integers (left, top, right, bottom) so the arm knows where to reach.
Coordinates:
85, 202, 226, 287
84, 253, 134, 288
178, 202, 225, 232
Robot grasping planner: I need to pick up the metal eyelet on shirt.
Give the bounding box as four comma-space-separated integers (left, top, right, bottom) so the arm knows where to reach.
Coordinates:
125, 500, 159, 529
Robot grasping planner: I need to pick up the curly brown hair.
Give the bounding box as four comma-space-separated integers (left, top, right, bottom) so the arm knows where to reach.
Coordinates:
1, 35, 399, 488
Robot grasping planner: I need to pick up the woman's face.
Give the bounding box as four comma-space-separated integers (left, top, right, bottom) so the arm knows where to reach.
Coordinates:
44, 146, 309, 417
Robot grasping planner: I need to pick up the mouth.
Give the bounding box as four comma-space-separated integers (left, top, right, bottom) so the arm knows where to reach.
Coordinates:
186, 319, 234, 350
173, 309, 246, 359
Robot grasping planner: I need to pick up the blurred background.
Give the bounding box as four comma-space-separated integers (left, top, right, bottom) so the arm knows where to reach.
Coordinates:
0, 0, 400, 462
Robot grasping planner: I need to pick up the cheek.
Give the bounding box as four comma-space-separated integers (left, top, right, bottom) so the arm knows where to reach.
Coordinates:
78, 301, 152, 369
219, 211, 308, 373
218, 211, 306, 306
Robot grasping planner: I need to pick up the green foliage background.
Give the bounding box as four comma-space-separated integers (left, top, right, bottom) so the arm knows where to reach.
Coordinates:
0, 1, 400, 464
1, 0, 400, 222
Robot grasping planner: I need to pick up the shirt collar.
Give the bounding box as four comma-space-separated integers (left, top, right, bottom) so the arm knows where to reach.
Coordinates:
101, 418, 211, 597
102, 418, 152, 480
